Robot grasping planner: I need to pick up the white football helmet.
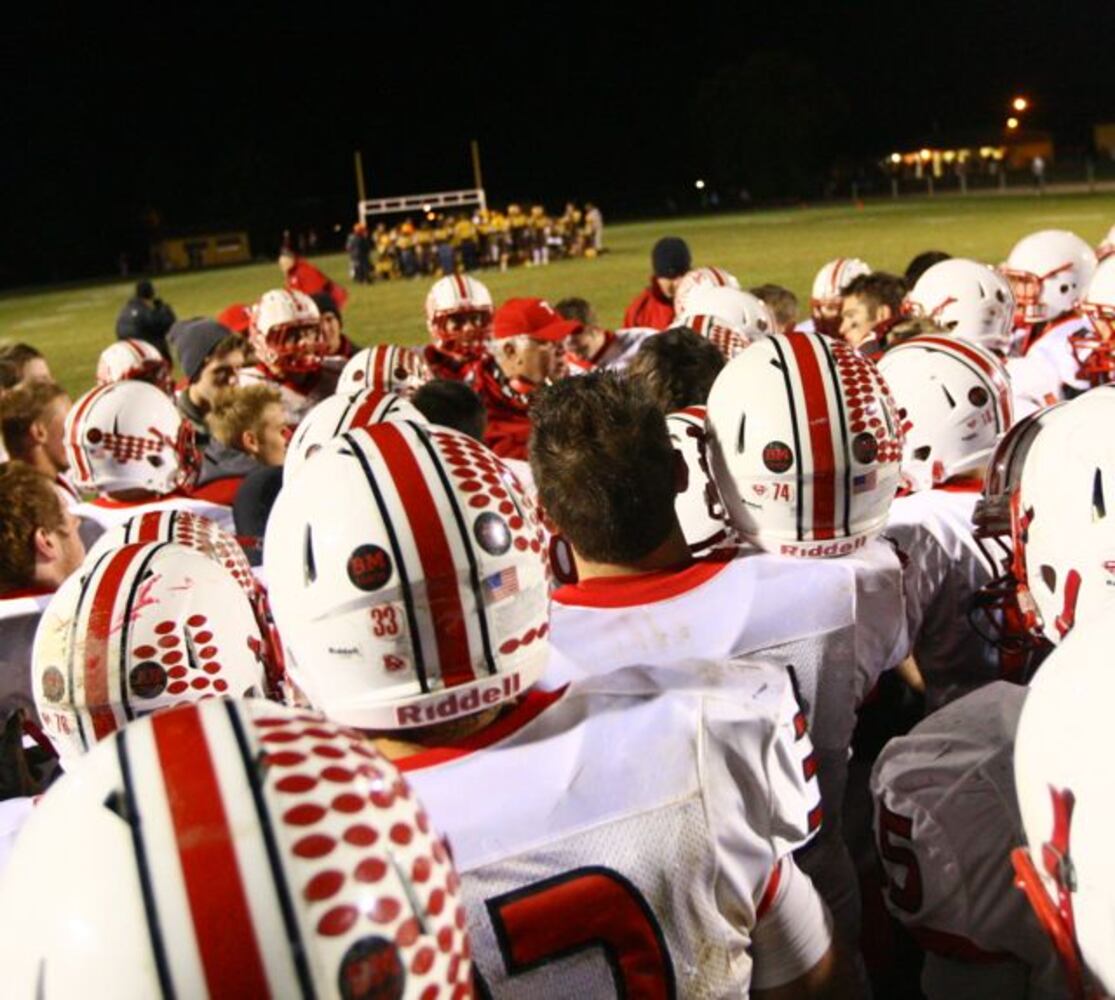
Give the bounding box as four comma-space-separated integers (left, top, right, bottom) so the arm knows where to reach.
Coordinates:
1095, 223, 1115, 262
82, 509, 284, 695
811, 257, 871, 335
905, 258, 1016, 355
672, 266, 741, 317
64, 380, 200, 495
1013, 623, 1115, 998
0, 699, 472, 998
424, 274, 493, 359
682, 314, 751, 359
265, 421, 549, 729
679, 286, 774, 341
1002, 230, 1097, 326
878, 335, 1013, 491
1072, 256, 1115, 386
32, 541, 269, 767
250, 288, 327, 375
707, 331, 903, 557
1011, 391, 1115, 644
667, 407, 732, 554
337, 344, 430, 396
96, 339, 172, 393
285, 388, 426, 479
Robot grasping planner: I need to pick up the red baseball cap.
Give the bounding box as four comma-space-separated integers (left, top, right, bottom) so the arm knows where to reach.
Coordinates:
492, 298, 582, 341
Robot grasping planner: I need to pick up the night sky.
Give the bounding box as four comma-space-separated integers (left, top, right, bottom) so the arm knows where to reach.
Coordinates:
5, 0, 1114, 285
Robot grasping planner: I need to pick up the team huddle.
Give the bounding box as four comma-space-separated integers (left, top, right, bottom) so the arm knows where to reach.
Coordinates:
0, 219, 1113, 998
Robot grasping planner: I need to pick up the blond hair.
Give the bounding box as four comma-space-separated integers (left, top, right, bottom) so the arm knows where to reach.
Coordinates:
209, 385, 283, 450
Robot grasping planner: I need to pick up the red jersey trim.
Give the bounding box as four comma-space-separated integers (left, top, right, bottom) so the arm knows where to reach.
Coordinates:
755, 859, 784, 922
550, 548, 737, 609
938, 477, 983, 494
0, 585, 55, 600
90, 490, 190, 509
188, 478, 241, 505
397, 687, 566, 772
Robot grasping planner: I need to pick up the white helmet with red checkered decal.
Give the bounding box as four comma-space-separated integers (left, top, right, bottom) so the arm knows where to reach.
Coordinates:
667, 407, 732, 555
64, 380, 200, 496
286, 388, 427, 479
337, 344, 430, 396
1011, 391, 1115, 645
878, 335, 1013, 491
811, 257, 871, 336
1013, 623, 1115, 998
706, 331, 903, 557
1002, 229, 1097, 326
265, 421, 549, 729
905, 258, 1016, 355
96, 338, 172, 393
679, 286, 774, 343
673, 266, 741, 317
424, 274, 493, 359
32, 541, 270, 767
0, 699, 473, 998
251, 288, 328, 375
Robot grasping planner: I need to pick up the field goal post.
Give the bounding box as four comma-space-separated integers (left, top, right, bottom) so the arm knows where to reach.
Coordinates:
358, 187, 487, 227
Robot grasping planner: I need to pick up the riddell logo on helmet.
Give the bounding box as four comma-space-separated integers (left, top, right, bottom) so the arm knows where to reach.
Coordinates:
780, 536, 868, 558
395, 674, 521, 725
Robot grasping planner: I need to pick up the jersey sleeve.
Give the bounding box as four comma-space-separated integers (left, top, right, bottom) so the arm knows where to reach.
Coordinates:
749, 857, 833, 990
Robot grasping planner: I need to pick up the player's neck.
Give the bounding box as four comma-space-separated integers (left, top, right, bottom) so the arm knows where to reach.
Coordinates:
573, 524, 693, 581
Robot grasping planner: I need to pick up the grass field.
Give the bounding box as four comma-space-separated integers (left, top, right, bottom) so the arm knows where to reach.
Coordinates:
4, 193, 1115, 397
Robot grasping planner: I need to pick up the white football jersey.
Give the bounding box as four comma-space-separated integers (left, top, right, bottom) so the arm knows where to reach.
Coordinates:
0, 588, 53, 726
545, 544, 907, 941
402, 663, 831, 997
871, 682, 1061, 1000
566, 327, 657, 374
238, 363, 336, 428
73, 494, 235, 536
1007, 313, 1096, 414
883, 488, 1000, 712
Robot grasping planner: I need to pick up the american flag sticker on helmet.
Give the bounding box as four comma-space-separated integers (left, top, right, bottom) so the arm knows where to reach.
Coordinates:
484, 566, 519, 601
853, 470, 877, 493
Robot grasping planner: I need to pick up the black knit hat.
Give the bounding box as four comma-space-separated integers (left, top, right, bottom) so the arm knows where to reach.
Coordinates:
310, 292, 341, 318
651, 237, 692, 279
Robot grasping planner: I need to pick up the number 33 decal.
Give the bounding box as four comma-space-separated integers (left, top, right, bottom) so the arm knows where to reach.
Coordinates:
474, 867, 676, 997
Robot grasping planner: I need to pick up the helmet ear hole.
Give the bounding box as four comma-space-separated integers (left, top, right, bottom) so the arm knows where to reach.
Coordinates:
1040, 564, 1057, 593
1093, 469, 1106, 520
913, 445, 932, 462
303, 525, 317, 585
147, 456, 163, 468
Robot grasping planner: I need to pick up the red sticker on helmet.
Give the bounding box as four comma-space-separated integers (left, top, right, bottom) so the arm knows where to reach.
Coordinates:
338, 935, 405, 1000
853, 432, 879, 464
762, 441, 794, 473
347, 545, 393, 592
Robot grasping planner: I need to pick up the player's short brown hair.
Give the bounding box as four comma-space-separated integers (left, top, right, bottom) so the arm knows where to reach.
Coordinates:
0, 343, 45, 387
554, 297, 595, 326
750, 284, 799, 331
884, 316, 946, 349
0, 381, 68, 460
529, 372, 679, 564
626, 327, 725, 412
413, 380, 487, 441
0, 463, 66, 590
209, 385, 282, 450
842, 272, 907, 316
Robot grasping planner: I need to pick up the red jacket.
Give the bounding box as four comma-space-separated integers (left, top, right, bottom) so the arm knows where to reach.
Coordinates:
285, 257, 349, 310
622, 279, 675, 330
470, 359, 532, 461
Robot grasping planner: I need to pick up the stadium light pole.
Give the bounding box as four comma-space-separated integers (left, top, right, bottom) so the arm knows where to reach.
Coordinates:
470, 139, 487, 213
354, 150, 368, 225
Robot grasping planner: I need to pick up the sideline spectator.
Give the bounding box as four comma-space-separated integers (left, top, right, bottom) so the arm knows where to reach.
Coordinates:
626, 327, 725, 411
412, 379, 487, 441
584, 202, 604, 252
167, 318, 246, 447
0, 344, 51, 389
115, 279, 176, 359
750, 283, 800, 334
309, 293, 357, 359
623, 236, 691, 329
839, 272, 907, 357
278, 248, 349, 310
344, 222, 370, 283
0, 381, 77, 505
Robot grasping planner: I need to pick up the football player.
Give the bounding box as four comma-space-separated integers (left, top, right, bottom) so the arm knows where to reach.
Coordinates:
95, 338, 173, 394
801, 258, 871, 337
1069, 255, 1115, 388
555, 297, 655, 373
264, 420, 840, 997
838, 273, 906, 357
239, 289, 338, 428
0, 379, 81, 509
423, 273, 494, 381
878, 335, 1012, 711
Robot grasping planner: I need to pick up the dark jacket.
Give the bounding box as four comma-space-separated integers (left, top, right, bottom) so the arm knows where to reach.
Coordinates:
116, 297, 177, 359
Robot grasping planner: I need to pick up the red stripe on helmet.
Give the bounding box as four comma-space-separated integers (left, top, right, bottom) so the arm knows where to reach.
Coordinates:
84, 544, 144, 741
125, 339, 146, 363
711, 267, 727, 286
374, 424, 476, 688
67, 383, 113, 484
150, 707, 270, 996
371, 346, 389, 391
830, 258, 846, 297
135, 512, 166, 542
913, 336, 1013, 429
350, 390, 390, 429
453, 274, 469, 303
787, 335, 837, 539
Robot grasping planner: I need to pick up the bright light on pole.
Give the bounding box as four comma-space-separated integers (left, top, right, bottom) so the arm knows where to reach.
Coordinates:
695, 179, 706, 190
1012, 96, 1029, 113
890, 152, 901, 164
1007, 117, 1019, 130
